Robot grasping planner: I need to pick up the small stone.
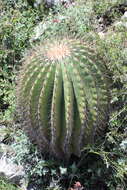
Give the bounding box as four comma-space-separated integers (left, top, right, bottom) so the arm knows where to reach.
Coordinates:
120, 139, 127, 151
0, 125, 7, 142
98, 17, 104, 24
34, 0, 72, 8
98, 31, 105, 39
121, 11, 127, 20
122, 22, 127, 28
116, 185, 124, 190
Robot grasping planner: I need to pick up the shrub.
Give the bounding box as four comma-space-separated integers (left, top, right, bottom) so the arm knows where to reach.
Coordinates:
0, 177, 19, 190
0, 65, 15, 123
0, 0, 42, 123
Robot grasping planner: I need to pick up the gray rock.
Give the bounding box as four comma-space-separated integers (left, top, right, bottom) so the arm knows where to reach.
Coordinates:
0, 126, 28, 189
34, 0, 56, 7
122, 22, 127, 28
45, 0, 61, 7
0, 155, 25, 185
0, 143, 15, 159
120, 139, 127, 152
121, 11, 127, 20
45, 0, 72, 7
113, 11, 127, 29
0, 144, 27, 189
116, 185, 124, 190
34, 0, 72, 8
114, 21, 127, 28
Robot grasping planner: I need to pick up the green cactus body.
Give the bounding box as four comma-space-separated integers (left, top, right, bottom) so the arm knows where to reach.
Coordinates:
17, 38, 111, 159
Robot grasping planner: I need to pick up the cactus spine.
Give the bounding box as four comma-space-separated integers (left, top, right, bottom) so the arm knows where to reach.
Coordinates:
17, 38, 111, 159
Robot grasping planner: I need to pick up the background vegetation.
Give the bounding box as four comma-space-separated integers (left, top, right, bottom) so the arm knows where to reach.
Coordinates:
0, 0, 127, 189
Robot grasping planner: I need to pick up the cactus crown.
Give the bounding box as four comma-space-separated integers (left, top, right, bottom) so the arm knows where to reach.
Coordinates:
17, 38, 111, 159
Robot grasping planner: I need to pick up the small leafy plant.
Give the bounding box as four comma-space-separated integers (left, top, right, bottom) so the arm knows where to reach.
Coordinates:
0, 177, 19, 190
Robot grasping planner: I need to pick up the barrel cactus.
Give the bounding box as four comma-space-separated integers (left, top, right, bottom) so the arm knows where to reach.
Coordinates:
17, 37, 111, 159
